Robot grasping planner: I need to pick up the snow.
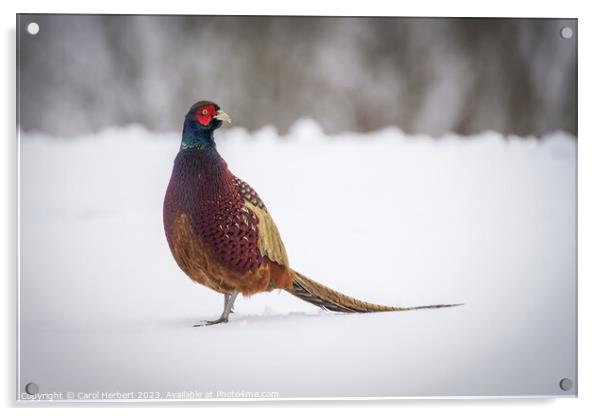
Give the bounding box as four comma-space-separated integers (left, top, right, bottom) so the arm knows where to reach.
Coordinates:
18, 121, 576, 400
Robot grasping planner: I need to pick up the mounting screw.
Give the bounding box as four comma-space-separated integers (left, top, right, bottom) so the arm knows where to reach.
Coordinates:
559, 378, 573, 391
26, 22, 40, 35
25, 382, 39, 395
560, 26, 573, 40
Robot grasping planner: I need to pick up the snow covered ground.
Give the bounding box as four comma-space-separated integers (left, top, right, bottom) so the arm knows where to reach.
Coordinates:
18, 121, 576, 400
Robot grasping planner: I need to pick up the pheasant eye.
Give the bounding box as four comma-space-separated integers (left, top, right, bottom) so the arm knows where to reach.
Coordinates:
201, 109, 208, 115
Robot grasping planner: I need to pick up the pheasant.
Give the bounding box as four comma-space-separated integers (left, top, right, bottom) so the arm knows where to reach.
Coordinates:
163, 100, 461, 325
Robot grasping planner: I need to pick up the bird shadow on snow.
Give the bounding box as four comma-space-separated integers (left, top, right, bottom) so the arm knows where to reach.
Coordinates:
160, 306, 460, 331
158, 310, 363, 330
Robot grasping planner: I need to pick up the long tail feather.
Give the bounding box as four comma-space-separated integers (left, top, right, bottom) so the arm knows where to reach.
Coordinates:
287, 271, 463, 313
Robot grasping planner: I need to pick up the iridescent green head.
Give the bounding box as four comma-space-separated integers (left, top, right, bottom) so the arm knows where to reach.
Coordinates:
181, 100, 231, 150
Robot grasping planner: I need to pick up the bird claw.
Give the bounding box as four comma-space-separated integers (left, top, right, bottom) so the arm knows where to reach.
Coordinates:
194, 292, 238, 327
193, 318, 228, 327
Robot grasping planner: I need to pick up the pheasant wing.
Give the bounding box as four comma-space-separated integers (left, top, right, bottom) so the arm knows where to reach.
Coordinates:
235, 177, 289, 267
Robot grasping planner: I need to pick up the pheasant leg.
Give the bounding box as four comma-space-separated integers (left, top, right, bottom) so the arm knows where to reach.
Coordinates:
194, 291, 239, 326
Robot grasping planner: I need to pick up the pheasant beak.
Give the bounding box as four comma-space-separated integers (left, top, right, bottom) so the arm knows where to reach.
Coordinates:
213, 109, 231, 124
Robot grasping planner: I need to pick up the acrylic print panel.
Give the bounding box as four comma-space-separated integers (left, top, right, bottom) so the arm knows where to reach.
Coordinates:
17, 15, 577, 401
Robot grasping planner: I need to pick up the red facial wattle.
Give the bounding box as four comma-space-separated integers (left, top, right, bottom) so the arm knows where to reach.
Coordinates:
195, 105, 217, 126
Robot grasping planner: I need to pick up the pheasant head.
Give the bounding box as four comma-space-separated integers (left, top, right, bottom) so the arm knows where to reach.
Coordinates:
181, 100, 231, 150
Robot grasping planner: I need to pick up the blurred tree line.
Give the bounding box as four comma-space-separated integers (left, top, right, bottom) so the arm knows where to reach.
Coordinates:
18, 15, 577, 137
